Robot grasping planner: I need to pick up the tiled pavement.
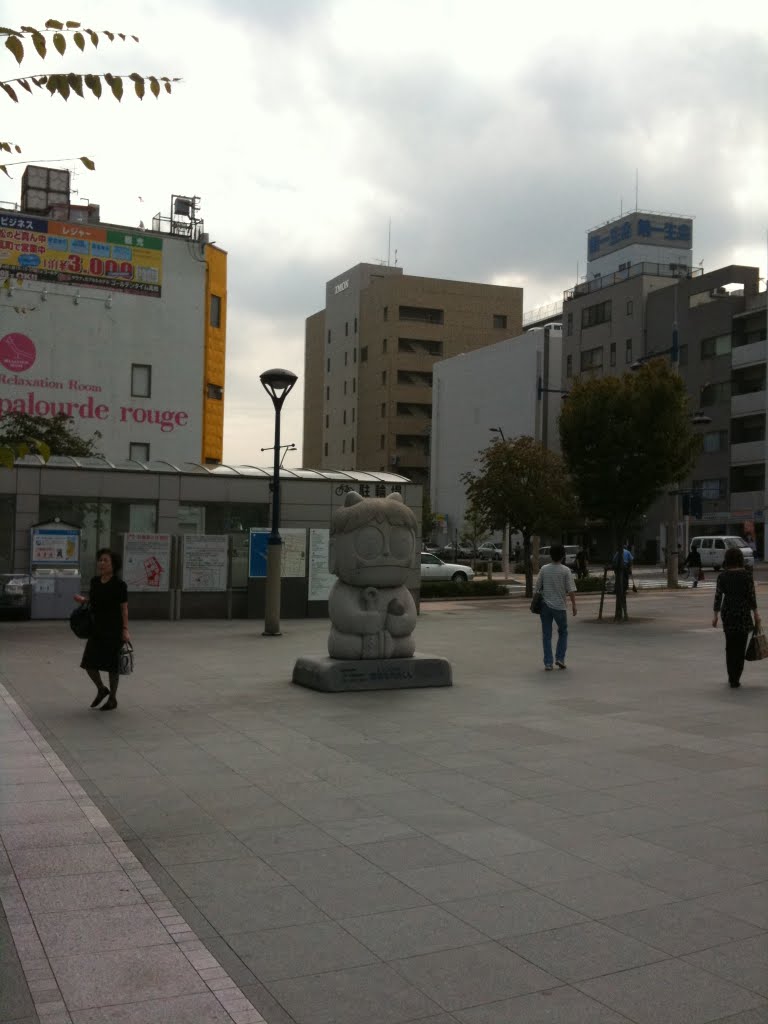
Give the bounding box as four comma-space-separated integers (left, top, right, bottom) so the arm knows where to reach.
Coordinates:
1, 587, 766, 1024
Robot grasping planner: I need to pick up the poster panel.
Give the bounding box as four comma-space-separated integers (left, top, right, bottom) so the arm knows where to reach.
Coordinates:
30, 526, 80, 566
123, 533, 171, 592
182, 535, 228, 592
249, 528, 307, 578
308, 529, 335, 601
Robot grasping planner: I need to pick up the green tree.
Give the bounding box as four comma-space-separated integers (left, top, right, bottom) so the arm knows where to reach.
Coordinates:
0, 412, 100, 466
1, 19, 178, 174
462, 435, 574, 596
559, 359, 700, 616
460, 501, 490, 556
421, 491, 436, 544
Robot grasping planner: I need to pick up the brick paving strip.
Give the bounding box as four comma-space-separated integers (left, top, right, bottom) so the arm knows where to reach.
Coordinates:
0, 681, 266, 1024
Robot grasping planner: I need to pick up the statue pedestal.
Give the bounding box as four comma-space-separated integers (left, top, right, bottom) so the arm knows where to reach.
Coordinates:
292, 654, 452, 693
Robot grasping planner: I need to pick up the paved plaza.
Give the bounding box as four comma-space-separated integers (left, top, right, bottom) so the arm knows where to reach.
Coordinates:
1, 587, 766, 1024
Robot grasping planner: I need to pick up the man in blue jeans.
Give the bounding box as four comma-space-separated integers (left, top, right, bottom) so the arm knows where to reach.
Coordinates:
534, 543, 578, 670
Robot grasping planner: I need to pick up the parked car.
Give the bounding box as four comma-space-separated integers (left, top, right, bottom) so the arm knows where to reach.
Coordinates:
689, 536, 754, 571
437, 544, 476, 561
420, 552, 475, 582
477, 543, 504, 560
538, 545, 580, 570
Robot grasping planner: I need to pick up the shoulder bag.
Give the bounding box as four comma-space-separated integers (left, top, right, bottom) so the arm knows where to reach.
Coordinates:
530, 591, 543, 614
745, 627, 768, 662
69, 602, 94, 639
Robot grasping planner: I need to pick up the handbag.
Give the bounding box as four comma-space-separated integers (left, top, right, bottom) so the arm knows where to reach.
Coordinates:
745, 628, 768, 662
118, 641, 134, 675
530, 591, 543, 614
69, 602, 94, 639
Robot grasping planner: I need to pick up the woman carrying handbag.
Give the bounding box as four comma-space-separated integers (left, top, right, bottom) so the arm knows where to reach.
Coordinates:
74, 548, 130, 710
712, 546, 759, 689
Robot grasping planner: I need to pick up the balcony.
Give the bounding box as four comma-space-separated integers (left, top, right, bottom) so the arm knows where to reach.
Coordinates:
731, 391, 766, 417
732, 339, 767, 369
730, 491, 766, 515
730, 440, 767, 465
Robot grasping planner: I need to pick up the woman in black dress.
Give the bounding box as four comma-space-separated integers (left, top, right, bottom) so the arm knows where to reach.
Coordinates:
712, 546, 760, 688
75, 548, 130, 710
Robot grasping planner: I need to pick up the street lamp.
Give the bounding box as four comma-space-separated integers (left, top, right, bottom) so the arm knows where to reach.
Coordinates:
260, 367, 297, 636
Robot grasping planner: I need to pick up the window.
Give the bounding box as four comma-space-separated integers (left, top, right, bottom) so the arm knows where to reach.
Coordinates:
625, 339, 632, 363
566, 312, 573, 337
626, 300, 633, 316
694, 479, 726, 499
324, 442, 328, 456
679, 344, 688, 367
609, 342, 616, 367
343, 381, 347, 395
702, 430, 728, 453
353, 348, 357, 363
398, 338, 443, 356
732, 366, 766, 396
354, 317, 358, 333
580, 347, 603, 371
399, 305, 444, 324
352, 408, 355, 421
326, 357, 330, 372
129, 442, 150, 462
344, 351, 348, 365
382, 370, 387, 385
380, 434, 385, 449
731, 414, 765, 444
210, 294, 222, 328
327, 329, 331, 344
131, 363, 151, 398
701, 334, 732, 359
493, 314, 507, 329
206, 383, 223, 400
345, 322, 349, 337
381, 403, 386, 417
343, 410, 347, 425
383, 306, 388, 321
360, 346, 368, 362
581, 300, 612, 329
325, 414, 329, 428
342, 439, 346, 454
566, 354, 573, 377
731, 464, 765, 493
382, 338, 387, 353
701, 381, 731, 406
351, 438, 355, 452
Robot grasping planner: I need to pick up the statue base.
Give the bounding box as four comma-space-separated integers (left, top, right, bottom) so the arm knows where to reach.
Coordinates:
292, 654, 452, 693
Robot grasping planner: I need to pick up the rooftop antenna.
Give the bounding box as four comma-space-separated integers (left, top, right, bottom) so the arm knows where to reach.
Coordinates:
387, 218, 391, 266
635, 169, 639, 211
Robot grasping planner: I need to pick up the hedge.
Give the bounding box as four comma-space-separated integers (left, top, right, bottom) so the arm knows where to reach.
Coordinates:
420, 579, 509, 599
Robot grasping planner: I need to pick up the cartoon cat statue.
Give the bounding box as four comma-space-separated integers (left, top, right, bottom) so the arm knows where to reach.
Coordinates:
327, 491, 417, 659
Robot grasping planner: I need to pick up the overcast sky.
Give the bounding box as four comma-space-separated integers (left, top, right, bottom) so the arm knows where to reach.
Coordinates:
3, 0, 766, 465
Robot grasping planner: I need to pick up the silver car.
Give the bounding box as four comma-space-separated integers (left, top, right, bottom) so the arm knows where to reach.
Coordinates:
420, 553, 475, 583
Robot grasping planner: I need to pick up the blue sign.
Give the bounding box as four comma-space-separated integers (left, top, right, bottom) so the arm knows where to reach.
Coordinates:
248, 529, 269, 578
588, 213, 693, 259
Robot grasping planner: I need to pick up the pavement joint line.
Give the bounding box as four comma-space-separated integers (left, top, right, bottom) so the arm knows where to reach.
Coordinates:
0, 680, 270, 1024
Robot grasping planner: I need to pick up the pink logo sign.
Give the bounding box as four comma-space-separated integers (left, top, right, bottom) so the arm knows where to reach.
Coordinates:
0, 333, 36, 372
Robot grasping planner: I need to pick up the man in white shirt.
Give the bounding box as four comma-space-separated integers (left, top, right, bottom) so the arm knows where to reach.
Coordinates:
534, 543, 577, 670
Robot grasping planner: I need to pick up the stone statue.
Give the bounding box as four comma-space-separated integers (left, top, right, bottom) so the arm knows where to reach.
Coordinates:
327, 491, 418, 659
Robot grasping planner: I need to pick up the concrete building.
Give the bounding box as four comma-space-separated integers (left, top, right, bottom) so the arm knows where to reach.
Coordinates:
0, 166, 227, 465
303, 263, 523, 486
562, 209, 766, 557
430, 323, 563, 543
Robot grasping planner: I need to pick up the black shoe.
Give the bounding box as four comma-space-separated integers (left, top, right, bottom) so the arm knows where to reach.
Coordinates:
100, 698, 118, 710
90, 687, 109, 708
729, 680, 741, 688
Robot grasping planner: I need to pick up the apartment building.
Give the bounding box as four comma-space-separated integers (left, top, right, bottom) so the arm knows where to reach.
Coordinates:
303, 263, 523, 486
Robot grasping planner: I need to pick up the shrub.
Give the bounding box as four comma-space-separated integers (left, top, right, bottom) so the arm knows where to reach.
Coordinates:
575, 575, 610, 593
420, 579, 508, 599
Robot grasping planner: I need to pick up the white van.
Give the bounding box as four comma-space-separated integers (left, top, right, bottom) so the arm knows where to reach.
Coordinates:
689, 536, 754, 571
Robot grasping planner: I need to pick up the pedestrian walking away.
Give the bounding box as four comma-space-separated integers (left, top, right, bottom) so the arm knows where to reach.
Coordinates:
533, 543, 577, 671
712, 546, 759, 689
74, 548, 130, 710
684, 544, 703, 587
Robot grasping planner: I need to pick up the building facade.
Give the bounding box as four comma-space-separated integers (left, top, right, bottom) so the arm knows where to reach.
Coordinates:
562, 210, 766, 556
430, 323, 563, 543
303, 263, 523, 486
0, 167, 227, 465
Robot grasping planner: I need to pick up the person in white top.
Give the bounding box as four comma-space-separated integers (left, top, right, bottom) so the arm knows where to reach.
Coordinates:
533, 543, 577, 671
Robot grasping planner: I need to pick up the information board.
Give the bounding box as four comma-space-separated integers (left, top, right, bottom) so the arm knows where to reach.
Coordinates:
248, 528, 307, 578
30, 525, 80, 566
123, 533, 171, 592
182, 535, 228, 592
308, 529, 335, 601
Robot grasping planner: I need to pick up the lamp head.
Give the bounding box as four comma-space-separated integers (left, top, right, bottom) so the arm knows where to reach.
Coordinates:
260, 368, 297, 406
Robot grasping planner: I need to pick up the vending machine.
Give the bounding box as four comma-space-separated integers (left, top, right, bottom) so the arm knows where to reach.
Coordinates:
29, 522, 82, 619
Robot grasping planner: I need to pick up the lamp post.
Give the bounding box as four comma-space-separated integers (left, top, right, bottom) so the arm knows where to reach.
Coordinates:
260, 368, 297, 636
